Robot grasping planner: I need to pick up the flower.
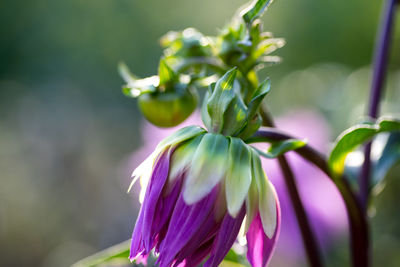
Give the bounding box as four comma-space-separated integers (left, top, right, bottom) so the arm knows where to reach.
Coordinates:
128, 125, 280, 267
125, 109, 347, 266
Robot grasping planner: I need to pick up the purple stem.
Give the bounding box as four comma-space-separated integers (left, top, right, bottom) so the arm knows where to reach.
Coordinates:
359, 0, 397, 211
259, 108, 324, 267
247, 128, 369, 267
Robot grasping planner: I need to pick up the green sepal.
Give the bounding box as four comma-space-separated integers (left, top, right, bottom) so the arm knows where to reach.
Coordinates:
119, 62, 158, 97
328, 117, 400, 178
225, 138, 252, 217
168, 134, 204, 183
157, 125, 206, 152
245, 157, 260, 233
206, 68, 246, 134
241, 0, 273, 26
250, 147, 276, 238
158, 58, 178, 86
71, 240, 130, 267
247, 78, 271, 119
183, 133, 229, 204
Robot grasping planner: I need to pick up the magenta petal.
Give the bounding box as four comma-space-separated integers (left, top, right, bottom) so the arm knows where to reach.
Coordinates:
204, 207, 246, 267
141, 149, 172, 251
157, 187, 219, 267
173, 209, 220, 265
129, 207, 145, 260
130, 149, 172, 259
247, 199, 281, 267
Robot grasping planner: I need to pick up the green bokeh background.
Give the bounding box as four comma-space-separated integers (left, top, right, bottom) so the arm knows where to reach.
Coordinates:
1, 0, 400, 266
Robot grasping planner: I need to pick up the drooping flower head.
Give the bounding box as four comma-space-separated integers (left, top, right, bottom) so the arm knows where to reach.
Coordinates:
128, 69, 281, 267
129, 126, 280, 267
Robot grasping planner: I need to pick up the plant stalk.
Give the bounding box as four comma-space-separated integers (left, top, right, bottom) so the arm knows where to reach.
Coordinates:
359, 0, 397, 211
260, 109, 324, 267
247, 127, 369, 267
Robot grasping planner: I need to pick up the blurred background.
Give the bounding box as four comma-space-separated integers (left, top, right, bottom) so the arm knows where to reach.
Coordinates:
1, 0, 400, 266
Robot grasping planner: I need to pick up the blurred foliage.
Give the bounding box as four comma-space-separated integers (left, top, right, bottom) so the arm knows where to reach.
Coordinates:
1, 0, 400, 266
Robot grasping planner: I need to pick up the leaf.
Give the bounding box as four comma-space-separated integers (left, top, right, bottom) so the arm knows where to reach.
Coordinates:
378, 117, 400, 132
241, 0, 273, 25
253, 139, 307, 159
220, 260, 248, 267
71, 240, 130, 267
158, 58, 178, 85
329, 117, 400, 178
329, 124, 379, 177
373, 132, 400, 187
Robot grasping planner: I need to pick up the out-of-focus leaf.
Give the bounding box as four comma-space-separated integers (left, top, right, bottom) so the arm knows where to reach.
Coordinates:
329, 116, 400, 178
118, 61, 137, 84
253, 139, 307, 159
329, 124, 379, 177
220, 260, 248, 267
241, 0, 273, 25
71, 240, 130, 267
373, 132, 400, 188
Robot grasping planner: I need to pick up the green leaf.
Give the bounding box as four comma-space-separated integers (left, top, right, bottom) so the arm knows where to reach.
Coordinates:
220, 260, 248, 267
329, 117, 400, 178
158, 58, 178, 85
373, 132, 400, 187
241, 0, 273, 25
253, 138, 307, 159
378, 117, 400, 132
329, 124, 379, 177
71, 240, 130, 267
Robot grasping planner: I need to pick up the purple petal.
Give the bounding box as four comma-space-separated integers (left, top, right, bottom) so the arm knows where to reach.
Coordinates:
175, 238, 214, 267
157, 186, 219, 267
247, 198, 281, 267
130, 148, 172, 259
129, 206, 145, 260
141, 149, 172, 251
173, 208, 221, 265
204, 206, 246, 267
153, 176, 184, 252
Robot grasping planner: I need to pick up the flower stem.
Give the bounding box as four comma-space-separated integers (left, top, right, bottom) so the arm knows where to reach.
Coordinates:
260, 109, 324, 267
359, 0, 397, 211
247, 128, 369, 267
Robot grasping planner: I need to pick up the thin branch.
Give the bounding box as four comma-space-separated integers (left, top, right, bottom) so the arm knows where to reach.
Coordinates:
247, 128, 369, 267
259, 113, 324, 267
360, 0, 397, 211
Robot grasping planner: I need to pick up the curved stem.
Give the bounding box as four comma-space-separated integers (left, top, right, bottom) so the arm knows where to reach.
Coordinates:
247, 128, 369, 267
360, 0, 397, 211
259, 112, 324, 267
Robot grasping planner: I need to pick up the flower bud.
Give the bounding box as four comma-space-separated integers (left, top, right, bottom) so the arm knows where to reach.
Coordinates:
120, 59, 198, 127
138, 84, 198, 127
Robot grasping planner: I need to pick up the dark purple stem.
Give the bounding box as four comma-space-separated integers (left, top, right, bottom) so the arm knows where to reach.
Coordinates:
359, 0, 397, 211
247, 128, 369, 267
259, 108, 324, 267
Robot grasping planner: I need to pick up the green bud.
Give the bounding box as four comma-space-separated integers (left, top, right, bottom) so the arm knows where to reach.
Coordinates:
120, 60, 198, 128
138, 84, 198, 127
